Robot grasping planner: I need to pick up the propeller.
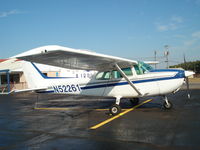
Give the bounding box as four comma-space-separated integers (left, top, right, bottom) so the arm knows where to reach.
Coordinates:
184, 70, 195, 99
185, 75, 190, 99
183, 54, 195, 99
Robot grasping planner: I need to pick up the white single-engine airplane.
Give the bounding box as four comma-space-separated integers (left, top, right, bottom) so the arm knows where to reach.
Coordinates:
13, 45, 195, 115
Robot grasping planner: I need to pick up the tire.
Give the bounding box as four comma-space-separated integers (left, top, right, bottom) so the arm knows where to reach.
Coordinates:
130, 98, 139, 106
109, 104, 121, 116
163, 101, 173, 109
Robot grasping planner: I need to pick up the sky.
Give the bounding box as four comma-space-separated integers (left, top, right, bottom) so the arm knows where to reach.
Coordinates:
0, 0, 200, 68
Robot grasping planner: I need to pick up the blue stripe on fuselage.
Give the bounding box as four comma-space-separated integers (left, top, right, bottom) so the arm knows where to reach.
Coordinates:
150, 69, 185, 78
81, 70, 185, 90
36, 69, 185, 93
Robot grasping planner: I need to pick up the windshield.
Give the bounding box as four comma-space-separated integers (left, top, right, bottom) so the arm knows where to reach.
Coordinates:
139, 61, 154, 72
134, 61, 154, 75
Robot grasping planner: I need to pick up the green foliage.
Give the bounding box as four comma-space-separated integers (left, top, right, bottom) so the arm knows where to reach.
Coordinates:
169, 60, 200, 73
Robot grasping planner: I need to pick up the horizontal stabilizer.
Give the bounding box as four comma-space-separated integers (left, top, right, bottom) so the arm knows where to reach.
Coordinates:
13, 87, 47, 93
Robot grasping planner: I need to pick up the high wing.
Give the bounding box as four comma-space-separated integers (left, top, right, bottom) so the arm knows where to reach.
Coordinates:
12, 45, 137, 71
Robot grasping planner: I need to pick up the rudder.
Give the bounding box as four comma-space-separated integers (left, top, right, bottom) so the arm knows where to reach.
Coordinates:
22, 61, 46, 89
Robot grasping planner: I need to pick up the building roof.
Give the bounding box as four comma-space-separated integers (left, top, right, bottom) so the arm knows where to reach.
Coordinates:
0, 59, 8, 63
0, 58, 67, 73
0, 59, 23, 71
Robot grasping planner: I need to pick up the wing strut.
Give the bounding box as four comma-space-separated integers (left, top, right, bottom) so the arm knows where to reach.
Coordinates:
114, 63, 142, 96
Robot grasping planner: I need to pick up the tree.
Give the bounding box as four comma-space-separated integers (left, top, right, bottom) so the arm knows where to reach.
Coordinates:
169, 60, 200, 73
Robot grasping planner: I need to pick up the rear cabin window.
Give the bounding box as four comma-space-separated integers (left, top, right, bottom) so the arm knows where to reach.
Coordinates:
96, 71, 111, 80
96, 67, 133, 80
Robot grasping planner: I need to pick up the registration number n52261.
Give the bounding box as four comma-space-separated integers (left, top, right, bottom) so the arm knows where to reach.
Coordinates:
53, 84, 81, 93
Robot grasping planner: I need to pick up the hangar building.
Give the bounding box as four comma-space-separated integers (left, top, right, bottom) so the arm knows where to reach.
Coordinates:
0, 58, 93, 94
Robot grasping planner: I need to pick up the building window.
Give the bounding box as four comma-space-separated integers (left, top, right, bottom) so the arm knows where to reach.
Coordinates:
10, 74, 20, 83
1, 75, 7, 84
56, 72, 59, 77
1, 74, 20, 84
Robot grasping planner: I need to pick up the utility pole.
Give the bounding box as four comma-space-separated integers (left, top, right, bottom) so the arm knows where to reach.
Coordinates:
164, 45, 169, 69
183, 53, 187, 70
154, 51, 157, 69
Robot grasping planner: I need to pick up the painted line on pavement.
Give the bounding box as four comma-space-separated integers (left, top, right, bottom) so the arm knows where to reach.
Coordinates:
95, 108, 134, 111
90, 99, 153, 130
34, 107, 75, 111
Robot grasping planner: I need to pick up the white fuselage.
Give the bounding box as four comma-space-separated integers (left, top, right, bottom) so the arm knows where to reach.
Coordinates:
23, 62, 186, 99
38, 69, 185, 98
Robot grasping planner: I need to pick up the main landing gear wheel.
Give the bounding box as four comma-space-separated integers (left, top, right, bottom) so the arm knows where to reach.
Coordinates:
163, 100, 173, 109
130, 98, 139, 106
109, 104, 121, 116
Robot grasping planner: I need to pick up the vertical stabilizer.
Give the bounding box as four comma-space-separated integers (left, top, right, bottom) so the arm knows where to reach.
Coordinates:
22, 61, 46, 89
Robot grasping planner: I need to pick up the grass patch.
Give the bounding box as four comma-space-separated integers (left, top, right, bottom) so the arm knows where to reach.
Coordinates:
189, 78, 200, 83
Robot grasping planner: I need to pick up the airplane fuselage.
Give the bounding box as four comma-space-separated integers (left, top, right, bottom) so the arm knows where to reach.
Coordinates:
37, 68, 185, 99
13, 45, 195, 114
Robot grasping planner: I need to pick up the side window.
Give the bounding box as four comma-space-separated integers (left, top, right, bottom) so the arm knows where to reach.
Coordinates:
96, 71, 111, 80
112, 70, 121, 78
96, 68, 133, 80
112, 67, 133, 79
122, 68, 133, 76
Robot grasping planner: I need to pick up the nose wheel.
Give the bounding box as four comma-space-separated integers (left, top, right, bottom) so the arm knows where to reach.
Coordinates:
110, 96, 122, 116
109, 104, 121, 116
163, 96, 173, 109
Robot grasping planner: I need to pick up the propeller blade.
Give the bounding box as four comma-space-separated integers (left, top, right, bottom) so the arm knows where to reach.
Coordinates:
183, 54, 194, 99
185, 77, 191, 99
184, 70, 195, 99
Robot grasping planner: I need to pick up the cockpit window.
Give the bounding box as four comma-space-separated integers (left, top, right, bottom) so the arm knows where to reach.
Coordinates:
112, 67, 133, 79
134, 61, 154, 75
134, 65, 143, 75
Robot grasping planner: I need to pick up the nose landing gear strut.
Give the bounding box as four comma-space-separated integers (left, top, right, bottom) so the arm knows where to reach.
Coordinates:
163, 96, 173, 109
